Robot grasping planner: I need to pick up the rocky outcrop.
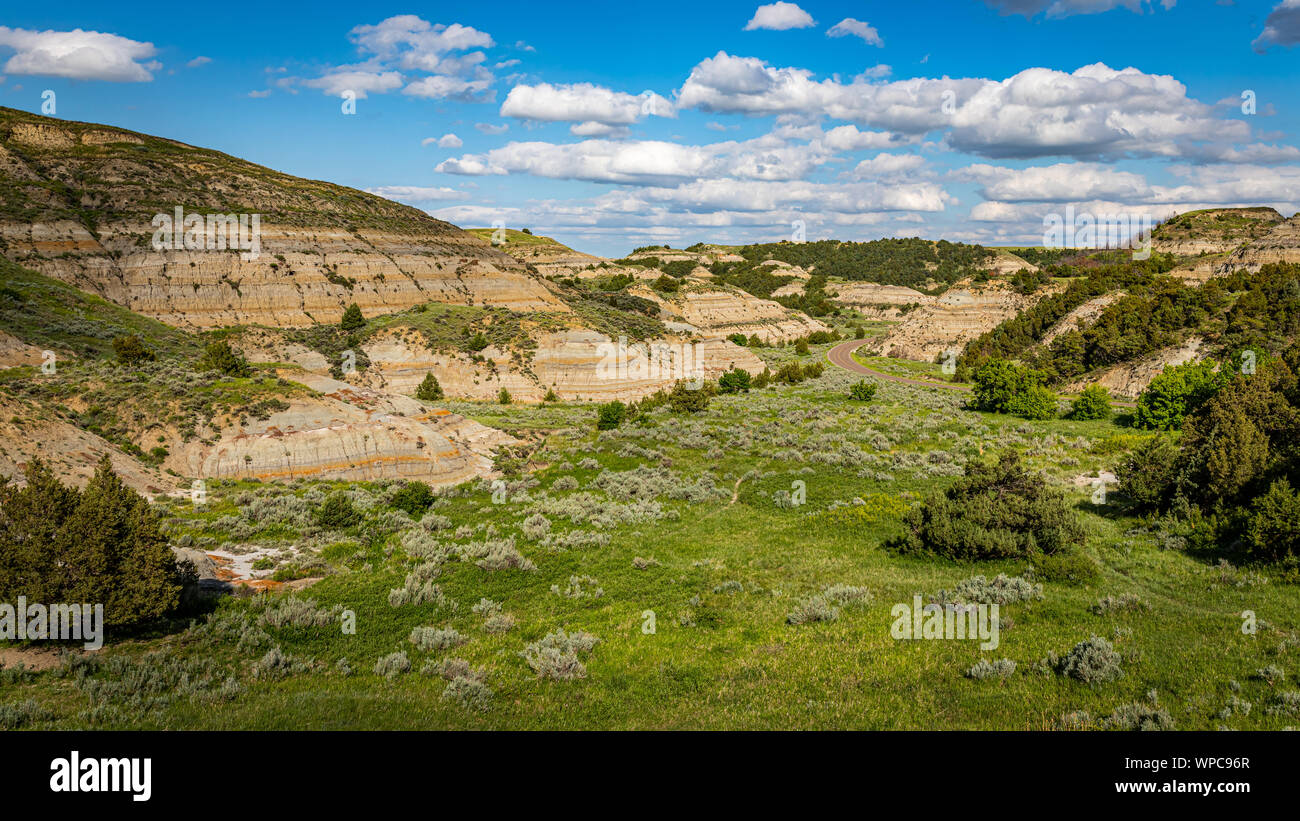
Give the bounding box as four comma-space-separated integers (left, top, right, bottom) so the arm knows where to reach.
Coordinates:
0, 395, 173, 494
1153, 207, 1284, 257
829, 283, 932, 307
638, 284, 829, 343
1, 219, 563, 329
1216, 214, 1300, 273
870, 283, 1045, 362
358, 328, 765, 403
1038, 294, 1124, 346
985, 250, 1037, 275
173, 372, 516, 485
0, 107, 561, 329
1063, 336, 1203, 399
469, 229, 605, 278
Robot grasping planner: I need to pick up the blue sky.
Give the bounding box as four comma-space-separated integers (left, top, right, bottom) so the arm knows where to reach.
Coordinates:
2, 0, 1298, 255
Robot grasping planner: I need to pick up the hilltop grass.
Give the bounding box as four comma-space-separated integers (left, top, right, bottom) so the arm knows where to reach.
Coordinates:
3, 363, 1297, 730
465, 228, 560, 247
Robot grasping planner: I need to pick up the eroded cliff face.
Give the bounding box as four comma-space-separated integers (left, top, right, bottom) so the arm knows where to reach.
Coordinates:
1063, 337, 1204, 399
175, 373, 515, 486
1, 219, 563, 328
1217, 214, 1300, 273
0, 394, 172, 494
869, 282, 1049, 362
0, 108, 559, 329
829, 283, 933, 308
466, 229, 606, 278
1152, 207, 1285, 257
1038, 294, 1125, 346
637, 284, 830, 344
354, 328, 765, 403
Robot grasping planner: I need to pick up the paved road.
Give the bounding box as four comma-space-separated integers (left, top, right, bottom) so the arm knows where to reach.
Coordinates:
825, 338, 1137, 408
826, 339, 972, 392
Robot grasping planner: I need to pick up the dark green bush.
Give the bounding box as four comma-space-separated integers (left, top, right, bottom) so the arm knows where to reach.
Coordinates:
890, 452, 1086, 560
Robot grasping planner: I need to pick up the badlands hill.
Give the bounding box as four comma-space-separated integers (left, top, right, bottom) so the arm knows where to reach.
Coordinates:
0, 106, 558, 328
0, 110, 775, 491
958, 207, 1300, 397
0, 255, 515, 493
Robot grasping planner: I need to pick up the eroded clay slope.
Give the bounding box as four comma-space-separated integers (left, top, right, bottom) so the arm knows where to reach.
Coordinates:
0, 108, 560, 328
356, 327, 765, 403
870, 283, 1049, 362
174, 373, 516, 485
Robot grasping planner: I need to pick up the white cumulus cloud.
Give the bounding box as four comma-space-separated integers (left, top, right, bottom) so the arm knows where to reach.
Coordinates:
827, 19, 883, 46
0, 26, 158, 82
744, 2, 816, 31
500, 82, 674, 125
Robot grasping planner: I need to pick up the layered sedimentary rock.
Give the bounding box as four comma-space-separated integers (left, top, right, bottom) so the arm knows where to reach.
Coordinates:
829, 283, 932, 307
358, 328, 765, 403
175, 373, 516, 485
639, 285, 830, 343
1038, 294, 1124, 346
1152, 207, 1284, 257
0, 107, 559, 329
1217, 214, 1300, 273
1, 219, 562, 328
871, 284, 1044, 362
470, 230, 605, 278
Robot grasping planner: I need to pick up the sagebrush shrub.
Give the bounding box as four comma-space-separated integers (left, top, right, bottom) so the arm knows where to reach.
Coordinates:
947, 574, 1042, 606
409, 626, 465, 652
522, 630, 599, 680
374, 651, 411, 680
1092, 593, 1148, 614
1053, 636, 1123, 684
966, 658, 1016, 680
787, 595, 839, 625
442, 676, 493, 711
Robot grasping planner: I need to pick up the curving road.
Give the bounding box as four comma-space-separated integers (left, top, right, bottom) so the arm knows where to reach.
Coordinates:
825, 338, 1136, 408
827, 339, 971, 392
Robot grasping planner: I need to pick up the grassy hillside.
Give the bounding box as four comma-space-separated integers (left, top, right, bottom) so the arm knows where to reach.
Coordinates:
0, 106, 473, 236
4, 345, 1299, 729
1151, 207, 1284, 251
0, 256, 200, 360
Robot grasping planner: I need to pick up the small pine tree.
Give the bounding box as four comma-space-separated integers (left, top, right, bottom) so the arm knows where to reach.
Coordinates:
795, 338, 810, 355
717, 368, 752, 394
543, 388, 560, 403
391, 482, 435, 517
197, 340, 251, 378
340, 303, 365, 332
8, 456, 185, 630
112, 335, 155, 364
316, 492, 360, 529
415, 373, 444, 402
668, 381, 709, 413
498, 387, 512, 405
467, 332, 489, 352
